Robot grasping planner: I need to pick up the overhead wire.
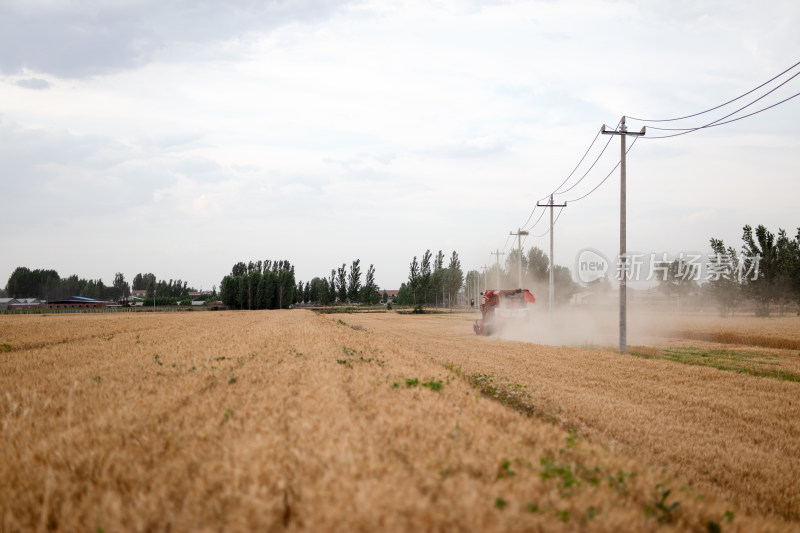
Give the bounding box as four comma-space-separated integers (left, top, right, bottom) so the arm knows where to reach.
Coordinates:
638, 69, 800, 138
498, 60, 800, 256
520, 205, 540, 231
533, 206, 565, 238
523, 206, 547, 232
553, 133, 615, 196
516, 118, 620, 236
499, 233, 512, 254
565, 136, 640, 203
626, 60, 800, 123
538, 129, 602, 201
643, 89, 800, 139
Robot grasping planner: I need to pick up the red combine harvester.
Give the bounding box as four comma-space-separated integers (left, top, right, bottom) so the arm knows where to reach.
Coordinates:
473, 289, 536, 336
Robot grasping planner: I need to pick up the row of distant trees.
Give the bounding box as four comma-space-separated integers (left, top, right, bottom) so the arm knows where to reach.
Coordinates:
310, 259, 381, 306
393, 250, 464, 309
662, 224, 800, 316
710, 224, 800, 316
219, 260, 297, 310
1, 267, 208, 304
219, 259, 383, 309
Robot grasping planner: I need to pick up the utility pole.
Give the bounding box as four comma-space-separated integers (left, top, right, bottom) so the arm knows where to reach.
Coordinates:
509, 229, 529, 288
490, 249, 504, 289
601, 116, 645, 354
536, 195, 567, 326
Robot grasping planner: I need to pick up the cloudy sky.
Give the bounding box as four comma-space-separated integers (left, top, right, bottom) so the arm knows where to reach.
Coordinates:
1, 0, 798, 292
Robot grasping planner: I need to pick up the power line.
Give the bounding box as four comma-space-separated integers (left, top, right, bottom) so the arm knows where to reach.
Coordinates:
533, 205, 565, 238
626, 60, 800, 123
565, 136, 640, 203
499, 233, 512, 253
501, 63, 800, 277
519, 120, 621, 231
523, 206, 547, 232
537, 118, 622, 203
540, 129, 602, 200
643, 89, 800, 139
554, 133, 615, 196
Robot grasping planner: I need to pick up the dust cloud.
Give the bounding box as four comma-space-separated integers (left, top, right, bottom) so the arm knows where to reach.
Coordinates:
488, 303, 675, 348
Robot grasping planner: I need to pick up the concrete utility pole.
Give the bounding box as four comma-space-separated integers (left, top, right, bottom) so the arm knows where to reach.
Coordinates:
601, 116, 645, 354
490, 249, 504, 289
509, 229, 529, 288
536, 195, 567, 326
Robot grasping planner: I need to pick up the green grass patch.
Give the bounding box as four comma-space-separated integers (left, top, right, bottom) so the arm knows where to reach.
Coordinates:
466, 373, 536, 416
628, 345, 800, 382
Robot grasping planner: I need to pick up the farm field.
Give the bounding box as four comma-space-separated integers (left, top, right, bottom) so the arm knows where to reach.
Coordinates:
1, 310, 799, 532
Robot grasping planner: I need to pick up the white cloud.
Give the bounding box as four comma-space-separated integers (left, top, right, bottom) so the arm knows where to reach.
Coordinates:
0, 0, 799, 291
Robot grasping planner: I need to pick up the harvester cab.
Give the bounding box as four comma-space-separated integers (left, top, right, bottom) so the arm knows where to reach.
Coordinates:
473, 289, 536, 336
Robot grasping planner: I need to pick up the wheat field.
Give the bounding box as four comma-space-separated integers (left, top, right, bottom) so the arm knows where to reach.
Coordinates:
1, 310, 798, 531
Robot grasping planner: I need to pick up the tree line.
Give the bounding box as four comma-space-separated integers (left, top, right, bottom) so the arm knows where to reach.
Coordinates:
394, 250, 464, 310
303, 259, 381, 306
219, 258, 383, 309
705, 224, 799, 316
219, 260, 297, 310
1, 267, 209, 305
585, 223, 799, 317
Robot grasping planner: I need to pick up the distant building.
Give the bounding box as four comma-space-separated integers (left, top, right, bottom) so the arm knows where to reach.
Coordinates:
188, 291, 212, 298
0, 298, 19, 310
384, 290, 399, 302
48, 296, 107, 309
1, 298, 45, 310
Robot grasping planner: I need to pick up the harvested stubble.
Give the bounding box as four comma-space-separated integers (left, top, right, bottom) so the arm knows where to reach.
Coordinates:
352, 312, 800, 524
661, 315, 800, 350
0, 311, 794, 532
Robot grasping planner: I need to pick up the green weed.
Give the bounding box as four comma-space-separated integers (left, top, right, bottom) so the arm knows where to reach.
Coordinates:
444, 362, 462, 377
540, 456, 578, 490
467, 373, 535, 416
497, 460, 516, 479
566, 428, 578, 448
422, 379, 443, 391
645, 486, 680, 524
607, 470, 636, 493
